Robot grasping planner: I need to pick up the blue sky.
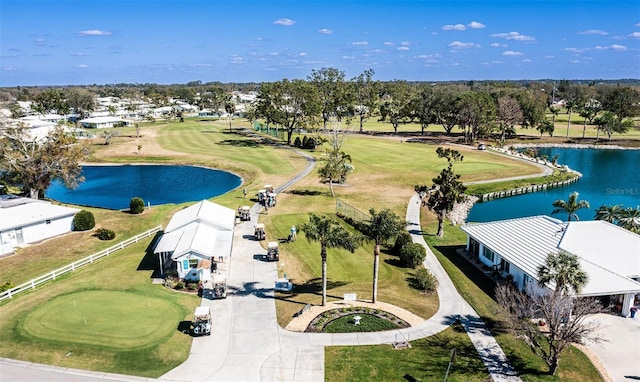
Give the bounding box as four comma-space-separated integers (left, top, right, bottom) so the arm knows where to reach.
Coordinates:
1, 0, 639, 86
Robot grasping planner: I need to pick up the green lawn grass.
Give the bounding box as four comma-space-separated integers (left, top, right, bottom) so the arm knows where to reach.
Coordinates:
465, 170, 578, 196
0, 118, 608, 379
21, 290, 183, 350
326, 321, 489, 382
0, 239, 200, 377
323, 314, 401, 333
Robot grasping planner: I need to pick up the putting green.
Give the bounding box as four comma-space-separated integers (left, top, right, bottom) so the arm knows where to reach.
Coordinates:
21, 290, 183, 350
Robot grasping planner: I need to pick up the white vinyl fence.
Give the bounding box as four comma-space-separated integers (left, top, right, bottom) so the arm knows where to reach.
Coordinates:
0, 225, 162, 302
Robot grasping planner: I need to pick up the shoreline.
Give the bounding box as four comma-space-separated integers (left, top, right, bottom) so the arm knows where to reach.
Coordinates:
507, 143, 640, 150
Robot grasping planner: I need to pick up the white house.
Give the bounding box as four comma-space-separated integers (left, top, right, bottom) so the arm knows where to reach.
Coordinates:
79, 116, 130, 129
461, 215, 640, 317
154, 200, 236, 280
0, 195, 80, 255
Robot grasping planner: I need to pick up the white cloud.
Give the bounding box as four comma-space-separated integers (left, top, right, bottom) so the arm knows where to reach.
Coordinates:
318, 28, 332, 34
578, 29, 608, 35
635, 22, 640, 27
77, 64, 89, 68
521, 59, 532, 63
352, 41, 369, 46
610, 44, 627, 51
342, 55, 355, 60
629, 32, 640, 38
564, 47, 584, 53
230, 56, 243, 64
593, 44, 627, 51
298, 52, 307, 57
401, 41, 411, 46
442, 24, 466, 31
397, 46, 410, 51
491, 31, 535, 42
273, 18, 295, 26
490, 43, 507, 48
77, 30, 112, 36
468, 21, 486, 29
384, 42, 395, 46
544, 55, 555, 59
502, 51, 523, 56
448, 41, 480, 49
70, 52, 88, 56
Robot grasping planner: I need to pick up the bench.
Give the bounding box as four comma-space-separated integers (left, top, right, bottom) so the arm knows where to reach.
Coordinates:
294, 303, 312, 317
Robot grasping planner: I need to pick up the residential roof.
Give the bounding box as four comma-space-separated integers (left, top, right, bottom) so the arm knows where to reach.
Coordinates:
461, 216, 640, 297
154, 200, 235, 260
0, 196, 79, 231
79, 116, 127, 123
560, 221, 640, 279
164, 200, 235, 233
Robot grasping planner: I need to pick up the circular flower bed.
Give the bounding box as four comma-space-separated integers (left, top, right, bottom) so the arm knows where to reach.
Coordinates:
306, 307, 410, 333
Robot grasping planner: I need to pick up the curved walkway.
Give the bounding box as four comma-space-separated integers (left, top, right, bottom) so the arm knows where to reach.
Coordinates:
0, 146, 522, 382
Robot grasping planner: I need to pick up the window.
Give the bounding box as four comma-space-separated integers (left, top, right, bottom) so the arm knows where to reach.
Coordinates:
45, 219, 51, 224
482, 247, 495, 262
500, 259, 510, 273
189, 259, 198, 268
182, 260, 189, 270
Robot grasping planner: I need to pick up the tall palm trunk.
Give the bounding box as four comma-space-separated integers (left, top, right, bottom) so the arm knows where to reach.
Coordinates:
372, 243, 381, 303
565, 111, 572, 138
321, 248, 327, 306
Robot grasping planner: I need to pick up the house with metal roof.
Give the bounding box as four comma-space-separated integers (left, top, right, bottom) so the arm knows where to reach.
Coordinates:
0, 195, 80, 256
154, 200, 235, 280
461, 215, 640, 317
79, 116, 130, 129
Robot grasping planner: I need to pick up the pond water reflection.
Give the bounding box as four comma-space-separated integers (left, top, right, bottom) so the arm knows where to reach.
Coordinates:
46, 165, 241, 210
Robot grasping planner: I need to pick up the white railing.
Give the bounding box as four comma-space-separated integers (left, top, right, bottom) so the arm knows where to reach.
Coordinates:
0, 225, 162, 302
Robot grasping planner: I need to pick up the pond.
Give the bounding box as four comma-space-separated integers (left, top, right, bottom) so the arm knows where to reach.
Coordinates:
467, 148, 640, 222
46, 165, 242, 210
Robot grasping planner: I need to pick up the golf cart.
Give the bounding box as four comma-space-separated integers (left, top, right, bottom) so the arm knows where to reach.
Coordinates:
266, 241, 279, 261
210, 272, 227, 299
239, 205, 251, 221
254, 223, 265, 240
266, 192, 277, 207
192, 306, 211, 336
257, 189, 267, 205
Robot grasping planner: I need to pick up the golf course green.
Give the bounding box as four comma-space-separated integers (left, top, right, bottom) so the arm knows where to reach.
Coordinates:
21, 290, 183, 350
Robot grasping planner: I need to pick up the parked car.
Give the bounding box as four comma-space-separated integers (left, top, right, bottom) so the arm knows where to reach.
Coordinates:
478, 143, 486, 150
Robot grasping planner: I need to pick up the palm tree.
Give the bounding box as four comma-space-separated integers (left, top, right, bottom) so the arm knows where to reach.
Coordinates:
538, 250, 588, 295
360, 208, 405, 303
300, 214, 360, 306
618, 206, 640, 234
551, 192, 590, 221
594, 204, 623, 224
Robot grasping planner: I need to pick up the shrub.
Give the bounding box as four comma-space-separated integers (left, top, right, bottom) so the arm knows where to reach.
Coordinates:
293, 136, 302, 147
129, 197, 145, 214
73, 210, 95, 231
399, 242, 426, 268
393, 230, 412, 254
414, 268, 439, 292
174, 281, 184, 290
95, 228, 116, 240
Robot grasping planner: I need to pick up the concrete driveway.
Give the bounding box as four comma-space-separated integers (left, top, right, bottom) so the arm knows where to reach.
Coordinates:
585, 313, 640, 381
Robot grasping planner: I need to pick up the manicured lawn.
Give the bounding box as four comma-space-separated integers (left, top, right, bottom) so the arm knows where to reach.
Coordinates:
0, 118, 609, 379
326, 322, 489, 382
323, 314, 401, 333
0, 238, 199, 377
21, 290, 183, 350
465, 169, 578, 195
